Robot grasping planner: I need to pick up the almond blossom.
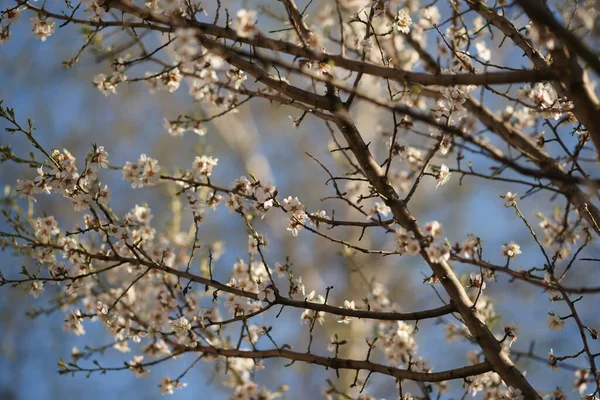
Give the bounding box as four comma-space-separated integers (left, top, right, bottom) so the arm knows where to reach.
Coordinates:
31, 15, 55, 41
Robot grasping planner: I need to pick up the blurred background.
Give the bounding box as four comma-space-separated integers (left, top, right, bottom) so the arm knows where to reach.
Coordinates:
1, 0, 600, 399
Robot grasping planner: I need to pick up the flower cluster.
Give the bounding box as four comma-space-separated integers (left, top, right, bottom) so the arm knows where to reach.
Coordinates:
502, 241, 522, 258
396, 220, 449, 262
517, 83, 566, 119
458, 235, 479, 259
226, 259, 273, 315
464, 372, 521, 398
392, 9, 412, 34
439, 83, 474, 112
537, 209, 588, 259
378, 321, 418, 365
0, 6, 20, 44
283, 196, 309, 236
419, 6, 440, 28
300, 290, 326, 325
145, 68, 182, 93
395, 226, 422, 256
233, 9, 257, 38
122, 154, 161, 188
93, 58, 128, 96
16, 147, 110, 214
31, 15, 55, 42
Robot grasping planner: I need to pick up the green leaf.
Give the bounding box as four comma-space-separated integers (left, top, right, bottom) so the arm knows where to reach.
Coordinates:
57, 358, 69, 374
20, 265, 31, 278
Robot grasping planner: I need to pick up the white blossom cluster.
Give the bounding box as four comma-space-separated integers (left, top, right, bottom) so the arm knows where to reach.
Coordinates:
7, 140, 444, 397
396, 220, 449, 263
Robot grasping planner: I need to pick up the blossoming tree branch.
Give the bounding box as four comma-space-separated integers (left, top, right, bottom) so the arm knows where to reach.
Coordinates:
1, 0, 599, 399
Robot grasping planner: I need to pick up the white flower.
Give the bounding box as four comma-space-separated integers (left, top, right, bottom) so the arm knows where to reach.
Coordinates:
366, 201, 391, 220
164, 119, 185, 136
425, 244, 450, 263
173, 28, 198, 59
31, 16, 55, 42
300, 309, 312, 325
246, 324, 266, 343
133, 205, 153, 225
310, 209, 328, 229
502, 241, 522, 258
90, 146, 109, 168
4, 6, 21, 24
128, 355, 149, 378
440, 84, 472, 111
226, 193, 241, 213
93, 74, 117, 96
232, 176, 252, 194
233, 9, 257, 38
113, 341, 130, 353
287, 213, 307, 237
461, 236, 479, 259
439, 137, 452, 155
254, 183, 276, 210
419, 6, 440, 28
529, 83, 556, 108
64, 310, 86, 336
159, 375, 187, 395
247, 233, 268, 255
547, 313, 564, 331
406, 239, 421, 256
198, 309, 214, 328
191, 122, 206, 136
473, 16, 485, 32
84, 1, 106, 21
475, 42, 491, 62
225, 292, 245, 316
15, 179, 38, 201
338, 300, 355, 324
105, 223, 128, 243
396, 226, 411, 243
394, 8, 412, 34
257, 282, 275, 303
327, 334, 337, 352
185, 192, 206, 217
29, 281, 45, 298
192, 155, 218, 178
574, 369, 590, 395
35, 216, 60, 239
208, 193, 223, 211
170, 316, 191, 336
274, 262, 287, 278
160, 68, 182, 92
424, 220, 443, 239
468, 273, 486, 291
122, 154, 161, 188
436, 164, 451, 188
502, 191, 518, 206
283, 196, 304, 216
